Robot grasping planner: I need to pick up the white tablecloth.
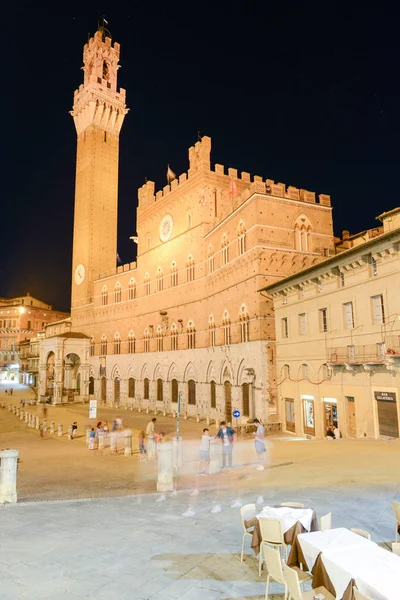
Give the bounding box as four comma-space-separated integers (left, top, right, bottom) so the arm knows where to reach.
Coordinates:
322, 544, 400, 600
297, 528, 371, 572
257, 506, 314, 534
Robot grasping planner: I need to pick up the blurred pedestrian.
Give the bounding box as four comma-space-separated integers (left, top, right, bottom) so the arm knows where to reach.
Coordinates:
216, 421, 235, 469
198, 428, 212, 475
89, 428, 96, 450
138, 430, 147, 461
252, 418, 266, 470
116, 416, 123, 430
146, 418, 157, 458
72, 421, 78, 438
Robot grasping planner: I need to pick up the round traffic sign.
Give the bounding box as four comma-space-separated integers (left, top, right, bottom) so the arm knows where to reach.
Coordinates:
233, 410, 240, 418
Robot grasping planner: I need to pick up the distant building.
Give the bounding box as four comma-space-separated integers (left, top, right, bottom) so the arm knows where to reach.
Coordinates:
0, 293, 69, 383
38, 27, 335, 421
263, 208, 400, 439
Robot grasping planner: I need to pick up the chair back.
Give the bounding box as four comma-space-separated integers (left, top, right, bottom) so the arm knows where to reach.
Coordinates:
351, 528, 371, 540
353, 586, 374, 600
263, 545, 285, 584
240, 503, 256, 532
280, 502, 304, 508
392, 542, 400, 555
282, 562, 302, 600
392, 500, 400, 523
259, 517, 284, 545
320, 512, 332, 531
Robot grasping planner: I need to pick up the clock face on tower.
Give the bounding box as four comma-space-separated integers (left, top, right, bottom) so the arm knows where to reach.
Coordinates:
74, 263, 86, 285
159, 214, 173, 242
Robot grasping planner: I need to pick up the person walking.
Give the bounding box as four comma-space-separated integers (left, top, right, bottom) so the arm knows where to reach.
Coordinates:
71, 421, 78, 438
146, 418, 157, 459
198, 428, 212, 475
252, 418, 266, 470
216, 421, 235, 469
88, 428, 96, 450
138, 430, 147, 461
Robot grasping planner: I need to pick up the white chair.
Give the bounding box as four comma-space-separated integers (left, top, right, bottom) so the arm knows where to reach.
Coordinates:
351, 527, 371, 540
283, 562, 335, 600
392, 542, 400, 555
281, 502, 304, 508
353, 586, 374, 600
240, 503, 256, 563
264, 545, 311, 599
392, 500, 400, 542
319, 512, 331, 531
258, 517, 288, 576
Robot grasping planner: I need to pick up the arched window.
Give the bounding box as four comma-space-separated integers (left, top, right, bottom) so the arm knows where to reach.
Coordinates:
128, 377, 135, 398
171, 262, 178, 287
115, 282, 121, 303
143, 329, 150, 353
156, 325, 163, 352
208, 315, 216, 347
100, 334, 107, 355
128, 278, 136, 300
210, 380, 216, 408
283, 364, 290, 378
113, 332, 121, 355
89, 376, 95, 395
101, 285, 108, 306
242, 382, 250, 416
157, 267, 163, 292
187, 321, 196, 349
188, 379, 196, 405
221, 234, 229, 264
171, 379, 178, 402
294, 215, 312, 252
238, 221, 246, 255
128, 331, 136, 354
240, 304, 250, 343
143, 378, 149, 399
90, 337, 95, 356
144, 273, 150, 295
187, 256, 195, 282
322, 363, 332, 380
157, 378, 163, 402
171, 323, 178, 351
223, 310, 231, 346
208, 245, 214, 274
301, 364, 309, 379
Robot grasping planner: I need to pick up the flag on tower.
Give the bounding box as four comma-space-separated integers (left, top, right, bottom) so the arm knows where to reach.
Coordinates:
228, 178, 238, 199
167, 165, 176, 184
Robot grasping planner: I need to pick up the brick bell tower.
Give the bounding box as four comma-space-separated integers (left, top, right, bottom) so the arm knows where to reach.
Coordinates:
70, 25, 128, 312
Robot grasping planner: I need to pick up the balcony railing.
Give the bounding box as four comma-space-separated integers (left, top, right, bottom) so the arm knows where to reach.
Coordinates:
328, 342, 400, 365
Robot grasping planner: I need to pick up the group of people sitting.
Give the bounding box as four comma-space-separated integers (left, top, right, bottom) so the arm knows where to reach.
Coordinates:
326, 422, 341, 440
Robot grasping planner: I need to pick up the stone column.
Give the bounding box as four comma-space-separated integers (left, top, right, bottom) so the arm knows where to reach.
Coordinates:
68, 426, 73, 440
50, 422, 55, 435
0, 449, 19, 503
35, 416, 40, 429
157, 442, 174, 492
209, 438, 220, 474
110, 432, 117, 454
124, 430, 132, 456
58, 424, 63, 437
172, 436, 183, 469
20, 410, 24, 420
85, 429, 91, 447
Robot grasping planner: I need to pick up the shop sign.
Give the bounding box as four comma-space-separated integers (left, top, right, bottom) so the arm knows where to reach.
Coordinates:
374, 391, 397, 402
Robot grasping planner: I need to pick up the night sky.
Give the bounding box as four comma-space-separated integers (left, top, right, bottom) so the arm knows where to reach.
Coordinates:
3, 2, 399, 312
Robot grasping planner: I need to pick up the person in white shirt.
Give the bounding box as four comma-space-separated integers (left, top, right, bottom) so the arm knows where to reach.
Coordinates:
198, 428, 212, 475
146, 418, 157, 458
252, 418, 266, 470
333, 423, 341, 439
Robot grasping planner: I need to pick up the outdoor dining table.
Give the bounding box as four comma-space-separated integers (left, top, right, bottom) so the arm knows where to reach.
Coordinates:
288, 527, 400, 600
250, 505, 318, 555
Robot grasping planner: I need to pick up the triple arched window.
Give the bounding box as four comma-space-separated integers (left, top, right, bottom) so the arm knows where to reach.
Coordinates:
101, 286, 108, 306
113, 332, 121, 355
115, 282, 121, 303
128, 278, 136, 300
100, 334, 107, 355
187, 320, 196, 349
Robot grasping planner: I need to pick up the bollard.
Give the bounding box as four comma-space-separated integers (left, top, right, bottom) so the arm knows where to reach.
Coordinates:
50, 422, 55, 435
30, 414, 35, 428
58, 424, 63, 437
172, 436, 183, 469
42, 420, 47, 433
12, 406, 16, 415
206, 415, 210, 426
0, 400, 4, 409
146, 407, 149, 414
110, 432, 117, 454
196, 415, 200, 423
68, 426, 73, 440
16, 408, 20, 417
98, 431, 105, 449
0, 449, 19, 503
209, 438, 220, 474
35, 416, 40, 430
8, 404, 12, 412
85, 429, 91, 448
157, 442, 174, 492
20, 410, 24, 421
172, 410, 176, 419
24, 411, 29, 424
124, 429, 132, 456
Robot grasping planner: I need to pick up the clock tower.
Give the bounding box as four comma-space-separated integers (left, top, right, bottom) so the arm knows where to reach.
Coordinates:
70, 26, 128, 310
